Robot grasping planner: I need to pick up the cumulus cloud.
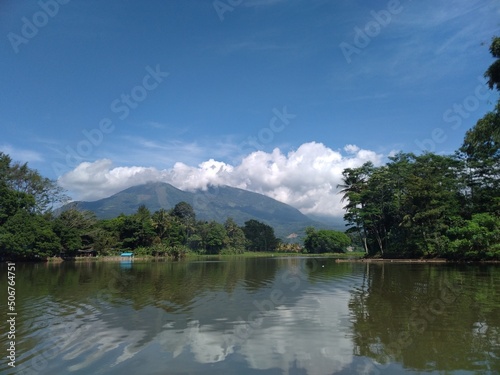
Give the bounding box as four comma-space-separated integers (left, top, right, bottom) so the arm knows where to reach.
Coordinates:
58, 142, 383, 217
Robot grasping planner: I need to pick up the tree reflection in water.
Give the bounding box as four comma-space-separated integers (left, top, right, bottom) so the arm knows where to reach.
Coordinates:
349, 262, 500, 373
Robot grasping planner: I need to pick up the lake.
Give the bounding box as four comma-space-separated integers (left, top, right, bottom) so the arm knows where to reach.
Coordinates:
1, 257, 499, 374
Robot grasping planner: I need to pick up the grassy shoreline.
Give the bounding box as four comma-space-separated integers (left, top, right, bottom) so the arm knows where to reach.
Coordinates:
41, 251, 366, 262
15, 251, 500, 263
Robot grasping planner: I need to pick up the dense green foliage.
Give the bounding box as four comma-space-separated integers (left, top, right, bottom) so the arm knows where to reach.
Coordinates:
304, 227, 351, 253
242, 219, 280, 252
0, 153, 65, 260
338, 36, 500, 260
0, 164, 283, 260
339, 153, 500, 259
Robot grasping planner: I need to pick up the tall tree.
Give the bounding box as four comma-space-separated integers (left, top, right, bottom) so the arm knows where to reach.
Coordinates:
338, 162, 374, 253
457, 36, 500, 214
171, 201, 196, 239
171, 201, 196, 225
458, 112, 500, 216
52, 209, 96, 254
202, 221, 228, 254
396, 153, 462, 257
0, 180, 35, 226
0, 152, 67, 213
118, 206, 156, 249
151, 208, 170, 240
224, 217, 246, 253
243, 219, 279, 252
484, 36, 500, 92
0, 152, 66, 260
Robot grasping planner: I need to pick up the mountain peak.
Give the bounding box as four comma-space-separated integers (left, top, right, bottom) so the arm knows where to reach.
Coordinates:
60, 183, 329, 239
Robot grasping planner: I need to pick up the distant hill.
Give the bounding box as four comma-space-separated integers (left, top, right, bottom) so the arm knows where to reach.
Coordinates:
59, 182, 332, 240
306, 214, 347, 232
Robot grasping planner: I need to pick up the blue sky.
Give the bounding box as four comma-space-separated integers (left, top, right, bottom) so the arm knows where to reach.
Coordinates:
1, 0, 499, 217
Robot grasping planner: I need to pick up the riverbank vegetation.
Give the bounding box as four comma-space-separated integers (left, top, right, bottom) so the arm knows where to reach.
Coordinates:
339, 36, 500, 260
0, 167, 353, 261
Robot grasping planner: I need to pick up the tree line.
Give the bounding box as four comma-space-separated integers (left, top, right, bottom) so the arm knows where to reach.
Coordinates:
0, 168, 279, 260
0, 157, 351, 260
338, 36, 500, 260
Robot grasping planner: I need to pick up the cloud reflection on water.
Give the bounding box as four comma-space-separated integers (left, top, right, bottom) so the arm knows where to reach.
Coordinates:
156, 289, 354, 374
16, 260, 358, 375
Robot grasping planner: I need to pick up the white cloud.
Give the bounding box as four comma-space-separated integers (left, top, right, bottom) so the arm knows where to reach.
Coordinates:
344, 144, 360, 154
58, 142, 383, 217
58, 159, 169, 200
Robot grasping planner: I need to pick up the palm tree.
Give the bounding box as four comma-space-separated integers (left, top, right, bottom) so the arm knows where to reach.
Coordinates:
151, 208, 170, 240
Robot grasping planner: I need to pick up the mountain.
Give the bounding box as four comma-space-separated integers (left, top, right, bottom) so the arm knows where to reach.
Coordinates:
60, 182, 329, 239
306, 214, 347, 232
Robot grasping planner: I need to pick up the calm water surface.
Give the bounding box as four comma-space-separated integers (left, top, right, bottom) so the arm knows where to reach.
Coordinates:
0, 257, 499, 374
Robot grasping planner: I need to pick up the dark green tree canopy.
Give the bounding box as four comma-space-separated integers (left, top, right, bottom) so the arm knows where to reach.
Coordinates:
224, 217, 246, 253
0, 152, 67, 213
243, 219, 279, 252
485, 36, 500, 91
304, 228, 351, 254
171, 201, 196, 224
202, 221, 228, 254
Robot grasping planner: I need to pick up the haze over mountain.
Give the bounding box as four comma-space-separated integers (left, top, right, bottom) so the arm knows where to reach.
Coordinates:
61, 182, 338, 240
